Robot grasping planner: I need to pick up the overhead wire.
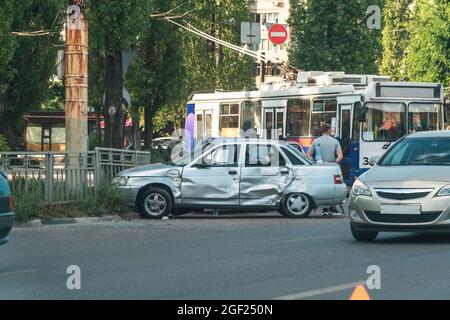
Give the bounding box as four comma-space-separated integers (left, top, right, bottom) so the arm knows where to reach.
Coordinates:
151, 2, 298, 73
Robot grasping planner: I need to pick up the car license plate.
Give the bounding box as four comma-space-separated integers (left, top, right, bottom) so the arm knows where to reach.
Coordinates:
380, 204, 422, 215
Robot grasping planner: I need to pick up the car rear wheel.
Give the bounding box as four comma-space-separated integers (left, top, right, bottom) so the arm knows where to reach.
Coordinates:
280, 193, 314, 218
350, 224, 378, 242
138, 187, 173, 219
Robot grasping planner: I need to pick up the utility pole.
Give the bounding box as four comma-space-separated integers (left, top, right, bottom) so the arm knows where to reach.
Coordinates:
65, 0, 88, 154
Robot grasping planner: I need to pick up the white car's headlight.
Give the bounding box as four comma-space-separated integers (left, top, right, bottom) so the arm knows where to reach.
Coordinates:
437, 185, 450, 197
112, 176, 129, 186
352, 179, 372, 197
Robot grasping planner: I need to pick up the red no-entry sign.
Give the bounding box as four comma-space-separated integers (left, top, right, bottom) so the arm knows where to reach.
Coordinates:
268, 24, 288, 45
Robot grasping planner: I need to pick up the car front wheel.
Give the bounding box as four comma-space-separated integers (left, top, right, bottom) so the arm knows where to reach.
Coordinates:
350, 224, 378, 242
280, 193, 314, 218
138, 187, 173, 219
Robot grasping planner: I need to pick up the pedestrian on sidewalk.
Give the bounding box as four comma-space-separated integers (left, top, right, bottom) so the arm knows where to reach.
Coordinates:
307, 123, 344, 216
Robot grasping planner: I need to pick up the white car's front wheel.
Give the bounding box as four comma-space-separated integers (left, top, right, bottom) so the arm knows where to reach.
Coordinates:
138, 187, 173, 219
280, 193, 314, 218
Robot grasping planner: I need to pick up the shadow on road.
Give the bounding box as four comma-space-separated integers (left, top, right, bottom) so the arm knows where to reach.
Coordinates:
373, 233, 450, 245
171, 210, 347, 221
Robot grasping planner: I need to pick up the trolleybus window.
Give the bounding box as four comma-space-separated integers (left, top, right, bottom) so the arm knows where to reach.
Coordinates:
241, 101, 261, 135
311, 99, 337, 136
219, 103, 240, 137
287, 99, 310, 137
408, 103, 442, 134
362, 102, 406, 141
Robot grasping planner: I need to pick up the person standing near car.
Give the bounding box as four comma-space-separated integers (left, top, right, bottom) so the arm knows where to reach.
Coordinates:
307, 123, 343, 164
307, 123, 344, 216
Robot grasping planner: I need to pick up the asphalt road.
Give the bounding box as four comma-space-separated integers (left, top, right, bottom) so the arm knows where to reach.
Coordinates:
2, 209, 450, 300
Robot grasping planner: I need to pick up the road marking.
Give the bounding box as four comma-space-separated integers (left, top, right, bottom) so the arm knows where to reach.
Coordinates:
274, 281, 366, 300
0, 269, 38, 278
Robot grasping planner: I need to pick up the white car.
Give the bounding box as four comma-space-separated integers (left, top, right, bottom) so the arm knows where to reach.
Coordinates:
114, 138, 347, 219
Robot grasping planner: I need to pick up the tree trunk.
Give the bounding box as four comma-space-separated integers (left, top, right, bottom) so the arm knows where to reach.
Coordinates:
104, 51, 124, 149
0, 86, 18, 150
0, 109, 17, 149
143, 106, 154, 150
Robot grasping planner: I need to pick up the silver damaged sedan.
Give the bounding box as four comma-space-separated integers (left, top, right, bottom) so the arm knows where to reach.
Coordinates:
350, 131, 450, 241
114, 138, 347, 219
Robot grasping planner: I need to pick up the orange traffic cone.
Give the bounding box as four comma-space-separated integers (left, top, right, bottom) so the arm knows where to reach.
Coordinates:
349, 285, 371, 300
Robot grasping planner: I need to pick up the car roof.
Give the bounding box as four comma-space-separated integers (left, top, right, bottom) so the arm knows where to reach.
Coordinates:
406, 131, 450, 139
207, 138, 290, 146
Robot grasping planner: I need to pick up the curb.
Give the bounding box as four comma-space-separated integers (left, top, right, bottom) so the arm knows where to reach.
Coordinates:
16, 215, 123, 228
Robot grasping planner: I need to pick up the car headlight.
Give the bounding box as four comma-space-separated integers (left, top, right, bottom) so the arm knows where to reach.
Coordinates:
352, 179, 372, 197
437, 185, 450, 197
112, 176, 129, 186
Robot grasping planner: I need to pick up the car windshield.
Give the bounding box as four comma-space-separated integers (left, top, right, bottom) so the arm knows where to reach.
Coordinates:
379, 138, 450, 166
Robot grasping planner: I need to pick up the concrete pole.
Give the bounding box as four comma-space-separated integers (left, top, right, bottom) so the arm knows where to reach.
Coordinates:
65, 5, 88, 154
65, 3, 88, 194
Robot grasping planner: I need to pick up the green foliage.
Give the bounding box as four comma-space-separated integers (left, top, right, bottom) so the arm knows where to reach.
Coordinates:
88, 133, 103, 150
13, 183, 128, 222
11, 178, 45, 222
126, 0, 184, 145
153, 104, 185, 134
150, 147, 169, 164
87, 0, 153, 53
0, 1, 18, 98
180, 0, 254, 92
0, 0, 66, 140
41, 78, 65, 111
380, 0, 413, 80
405, 0, 450, 85
86, 0, 154, 148
289, 0, 384, 74
126, 0, 255, 141
0, 135, 10, 151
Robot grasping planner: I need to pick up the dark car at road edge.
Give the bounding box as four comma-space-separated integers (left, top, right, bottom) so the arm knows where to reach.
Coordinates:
0, 172, 14, 245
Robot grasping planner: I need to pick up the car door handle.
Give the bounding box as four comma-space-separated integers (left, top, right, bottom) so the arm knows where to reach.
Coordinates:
281, 170, 290, 175
228, 170, 238, 175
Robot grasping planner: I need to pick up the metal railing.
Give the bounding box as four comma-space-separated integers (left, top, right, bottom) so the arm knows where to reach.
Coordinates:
0, 148, 151, 204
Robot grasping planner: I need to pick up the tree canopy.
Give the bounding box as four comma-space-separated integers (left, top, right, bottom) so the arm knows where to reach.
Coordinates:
0, 0, 65, 147
289, 0, 384, 74
380, 0, 414, 80
405, 0, 450, 86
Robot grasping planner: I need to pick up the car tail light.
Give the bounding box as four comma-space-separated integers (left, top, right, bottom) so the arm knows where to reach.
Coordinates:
9, 195, 13, 210
334, 175, 344, 185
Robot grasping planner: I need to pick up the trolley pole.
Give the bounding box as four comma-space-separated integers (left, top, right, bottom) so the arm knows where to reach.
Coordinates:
65, 1, 88, 155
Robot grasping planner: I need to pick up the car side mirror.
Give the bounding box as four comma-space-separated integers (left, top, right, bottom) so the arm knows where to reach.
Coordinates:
369, 156, 380, 166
